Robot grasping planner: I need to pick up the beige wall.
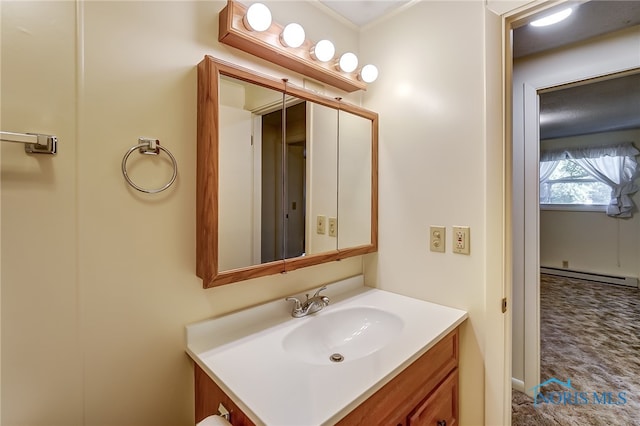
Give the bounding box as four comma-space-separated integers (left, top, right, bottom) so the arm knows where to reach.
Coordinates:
1, 1, 512, 425
540, 129, 640, 279
1, 2, 82, 424
1, 2, 362, 425
361, 2, 504, 424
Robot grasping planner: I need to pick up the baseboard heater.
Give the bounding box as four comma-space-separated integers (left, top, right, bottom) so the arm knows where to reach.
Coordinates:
541, 266, 639, 288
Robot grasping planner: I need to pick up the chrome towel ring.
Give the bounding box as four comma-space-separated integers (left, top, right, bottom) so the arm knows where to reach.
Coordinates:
121, 138, 177, 194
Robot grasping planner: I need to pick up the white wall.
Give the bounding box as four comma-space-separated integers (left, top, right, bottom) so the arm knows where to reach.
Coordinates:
540, 129, 640, 279
1, 2, 362, 424
361, 2, 506, 424
512, 25, 640, 387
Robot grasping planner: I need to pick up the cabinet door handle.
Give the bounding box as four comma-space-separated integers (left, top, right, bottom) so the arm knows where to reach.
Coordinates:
437, 421, 447, 426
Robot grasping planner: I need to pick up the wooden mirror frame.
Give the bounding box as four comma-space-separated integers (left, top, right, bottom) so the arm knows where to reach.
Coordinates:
196, 56, 378, 288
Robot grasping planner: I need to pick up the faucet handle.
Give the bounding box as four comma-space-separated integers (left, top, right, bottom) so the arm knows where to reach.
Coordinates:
285, 296, 302, 311
312, 286, 328, 297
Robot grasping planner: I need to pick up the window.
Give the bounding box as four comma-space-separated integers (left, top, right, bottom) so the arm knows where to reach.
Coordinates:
539, 143, 640, 217
540, 159, 611, 206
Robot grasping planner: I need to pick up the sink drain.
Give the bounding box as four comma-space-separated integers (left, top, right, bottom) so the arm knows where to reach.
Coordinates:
330, 353, 344, 363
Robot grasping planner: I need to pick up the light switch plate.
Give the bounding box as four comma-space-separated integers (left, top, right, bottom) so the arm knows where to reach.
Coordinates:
429, 226, 445, 253
452, 226, 470, 255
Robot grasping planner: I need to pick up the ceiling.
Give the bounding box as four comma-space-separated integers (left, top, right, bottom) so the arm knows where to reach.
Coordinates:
315, 0, 640, 140
515, 1, 640, 139
316, 0, 413, 28
513, 0, 640, 58
540, 72, 640, 139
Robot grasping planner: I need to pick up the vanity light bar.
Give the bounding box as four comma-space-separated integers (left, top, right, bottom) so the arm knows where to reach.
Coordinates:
218, 0, 371, 92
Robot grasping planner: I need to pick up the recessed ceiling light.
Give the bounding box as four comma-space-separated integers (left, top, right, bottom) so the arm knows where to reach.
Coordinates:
530, 8, 573, 27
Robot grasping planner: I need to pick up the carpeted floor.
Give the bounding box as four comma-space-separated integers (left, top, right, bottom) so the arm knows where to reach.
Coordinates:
512, 274, 640, 425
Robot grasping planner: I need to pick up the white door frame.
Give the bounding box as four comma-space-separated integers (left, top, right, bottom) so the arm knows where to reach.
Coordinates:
505, 0, 640, 401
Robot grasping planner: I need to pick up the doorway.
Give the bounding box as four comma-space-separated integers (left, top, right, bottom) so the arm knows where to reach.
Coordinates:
260, 102, 307, 263
508, 0, 640, 408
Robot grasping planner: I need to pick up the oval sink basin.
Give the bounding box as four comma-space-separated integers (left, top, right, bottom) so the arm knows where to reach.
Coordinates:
282, 307, 404, 365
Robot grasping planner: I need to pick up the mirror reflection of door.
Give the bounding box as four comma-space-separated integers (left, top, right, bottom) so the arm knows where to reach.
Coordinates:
284, 102, 307, 259
260, 108, 284, 263
260, 101, 307, 262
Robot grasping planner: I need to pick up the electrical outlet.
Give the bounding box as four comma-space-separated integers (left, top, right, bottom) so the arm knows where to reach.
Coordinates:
317, 215, 326, 234
328, 217, 337, 237
452, 226, 470, 255
429, 226, 445, 253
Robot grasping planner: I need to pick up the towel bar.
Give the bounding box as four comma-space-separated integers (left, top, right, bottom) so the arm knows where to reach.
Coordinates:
0, 131, 57, 154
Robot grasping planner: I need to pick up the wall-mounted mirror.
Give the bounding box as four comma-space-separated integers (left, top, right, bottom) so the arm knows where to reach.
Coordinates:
197, 56, 378, 287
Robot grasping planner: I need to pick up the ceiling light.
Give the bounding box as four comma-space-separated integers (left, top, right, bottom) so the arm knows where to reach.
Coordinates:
310, 39, 335, 62
359, 64, 378, 83
337, 52, 358, 73
281, 23, 305, 48
243, 3, 272, 32
530, 8, 572, 27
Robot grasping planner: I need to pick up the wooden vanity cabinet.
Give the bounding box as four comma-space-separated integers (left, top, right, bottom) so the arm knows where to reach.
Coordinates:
194, 328, 459, 426
406, 369, 458, 426
336, 328, 459, 426
194, 365, 254, 426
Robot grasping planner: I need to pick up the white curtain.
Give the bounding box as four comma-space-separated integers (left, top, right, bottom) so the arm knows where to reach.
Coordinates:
540, 142, 640, 217
539, 160, 559, 204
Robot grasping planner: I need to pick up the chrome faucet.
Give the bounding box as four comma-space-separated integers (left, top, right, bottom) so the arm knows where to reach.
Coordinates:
285, 286, 330, 318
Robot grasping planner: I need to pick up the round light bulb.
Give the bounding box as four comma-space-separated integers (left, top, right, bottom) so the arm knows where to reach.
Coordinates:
337, 52, 358, 73
280, 23, 305, 48
310, 39, 335, 62
359, 64, 378, 83
243, 3, 272, 32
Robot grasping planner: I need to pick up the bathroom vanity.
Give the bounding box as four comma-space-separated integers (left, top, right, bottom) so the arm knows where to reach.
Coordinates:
186, 276, 467, 425
192, 55, 466, 425
194, 328, 459, 426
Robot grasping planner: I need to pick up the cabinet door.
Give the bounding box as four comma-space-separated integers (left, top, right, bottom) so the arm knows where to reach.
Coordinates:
194, 364, 255, 426
407, 369, 458, 426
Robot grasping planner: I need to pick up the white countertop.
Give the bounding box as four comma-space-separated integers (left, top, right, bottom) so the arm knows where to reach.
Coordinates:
186, 275, 468, 426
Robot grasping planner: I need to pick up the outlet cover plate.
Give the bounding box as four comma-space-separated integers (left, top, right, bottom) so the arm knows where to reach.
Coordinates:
452, 226, 470, 255
328, 217, 337, 237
